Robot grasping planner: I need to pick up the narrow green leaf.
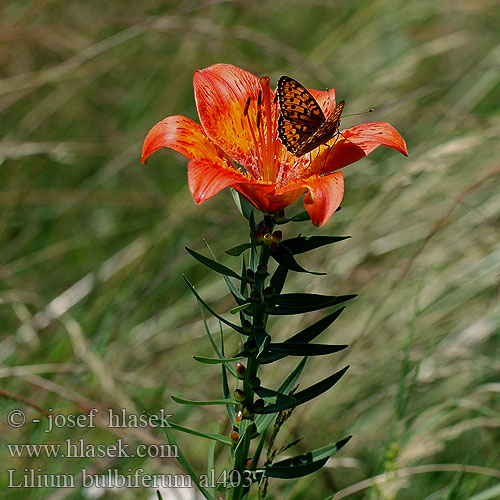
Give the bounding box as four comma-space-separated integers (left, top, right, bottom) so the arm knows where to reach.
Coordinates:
261, 308, 345, 364
157, 491, 164, 500
281, 235, 350, 255
259, 365, 349, 414
163, 426, 214, 500
204, 240, 245, 304
269, 264, 288, 295
226, 243, 258, 256
207, 424, 220, 499
183, 275, 246, 334
254, 385, 296, 405
198, 307, 237, 378
169, 421, 232, 446
232, 421, 253, 500
193, 355, 244, 364
186, 247, 243, 280
231, 189, 254, 221
260, 436, 351, 479
270, 293, 356, 315
270, 244, 325, 275
172, 395, 238, 406
230, 303, 251, 314
267, 343, 348, 356
275, 210, 311, 224
262, 457, 329, 478
255, 357, 307, 436
221, 326, 237, 426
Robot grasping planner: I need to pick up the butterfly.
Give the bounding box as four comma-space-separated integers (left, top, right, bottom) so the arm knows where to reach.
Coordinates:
277, 75, 345, 157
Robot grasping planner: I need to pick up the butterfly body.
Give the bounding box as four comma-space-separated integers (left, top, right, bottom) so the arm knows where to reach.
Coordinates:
277, 76, 344, 157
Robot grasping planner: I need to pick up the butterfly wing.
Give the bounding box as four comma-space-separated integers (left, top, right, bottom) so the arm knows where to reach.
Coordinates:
277, 76, 326, 155
294, 100, 345, 156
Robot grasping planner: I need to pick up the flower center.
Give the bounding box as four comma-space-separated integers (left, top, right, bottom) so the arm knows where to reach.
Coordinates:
242, 77, 281, 184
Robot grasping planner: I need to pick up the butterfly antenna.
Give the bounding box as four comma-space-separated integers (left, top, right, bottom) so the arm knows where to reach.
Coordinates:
343, 108, 375, 118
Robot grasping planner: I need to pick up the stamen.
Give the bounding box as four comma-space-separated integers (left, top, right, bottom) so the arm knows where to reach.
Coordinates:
257, 90, 262, 108
259, 76, 276, 182
256, 110, 261, 129
243, 97, 251, 117
243, 97, 264, 178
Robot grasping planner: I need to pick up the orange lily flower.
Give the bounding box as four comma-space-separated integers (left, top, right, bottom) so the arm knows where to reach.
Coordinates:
141, 64, 407, 226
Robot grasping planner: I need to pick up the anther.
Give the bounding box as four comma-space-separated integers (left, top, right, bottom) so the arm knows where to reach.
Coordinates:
243, 97, 251, 117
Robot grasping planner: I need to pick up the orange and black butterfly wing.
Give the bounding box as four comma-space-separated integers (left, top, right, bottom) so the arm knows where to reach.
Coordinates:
277, 76, 326, 155
295, 100, 345, 156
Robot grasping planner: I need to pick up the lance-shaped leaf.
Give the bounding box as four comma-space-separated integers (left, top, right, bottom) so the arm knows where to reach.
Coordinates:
204, 240, 245, 304
169, 421, 232, 446
198, 307, 237, 379
259, 436, 351, 479
172, 395, 238, 406
254, 386, 296, 405
207, 424, 220, 499
269, 293, 356, 315
275, 210, 311, 224
186, 247, 243, 280
225, 242, 259, 256
231, 421, 253, 500
231, 188, 254, 222
183, 275, 246, 334
267, 343, 348, 356
261, 308, 345, 364
193, 355, 244, 364
163, 426, 215, 500
281, 235, 350, 255
255, 358, 307, 436
269, 244, 325, 275
270, 264, 288, 295
259, 365, 349, 414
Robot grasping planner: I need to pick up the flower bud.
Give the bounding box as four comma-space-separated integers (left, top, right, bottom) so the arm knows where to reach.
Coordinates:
242, 406, 254, 419
246, 269, 255, 283
253, 319, 265, 330
249, 289, 262, 302
244, 458, 254, 469
235, 410, 243, 425
249, 376, 261, 389
244, 339, 257, 354
252, 230, 264, 243
251, 423, 258, 438
236, 363, 246, 379
257, 263, 268, 275
234, 389, 246, 402
242, 320, 253, 334
254, 398, 265, 413
257, 350, 270, 363
263, 233, 273, 245
272, 230, 282, 243
263, 286, 274, 299
230, 430, 240, 444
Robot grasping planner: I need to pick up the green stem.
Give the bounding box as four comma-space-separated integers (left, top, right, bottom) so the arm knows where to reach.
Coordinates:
230, 223, 273, 500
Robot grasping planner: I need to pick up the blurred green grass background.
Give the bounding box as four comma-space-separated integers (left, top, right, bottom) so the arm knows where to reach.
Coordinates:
1, 0, 499, 499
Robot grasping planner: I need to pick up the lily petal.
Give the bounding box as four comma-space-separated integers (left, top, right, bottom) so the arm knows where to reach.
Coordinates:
310, 122, 408, 175
188, 158, 249, 203
309, 87, 337, 116
240, 183, 306, 215
141, 115, 221, 164
194, 63, 273, 171
301, 173, 345, 226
